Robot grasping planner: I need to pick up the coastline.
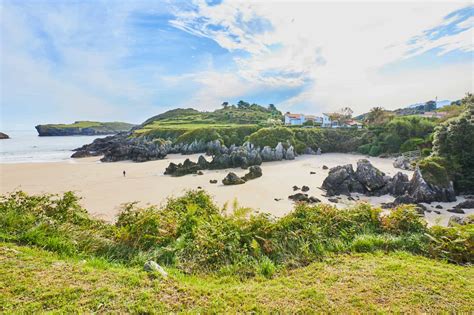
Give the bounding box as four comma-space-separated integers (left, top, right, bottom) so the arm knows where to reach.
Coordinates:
0, 153, 471, 225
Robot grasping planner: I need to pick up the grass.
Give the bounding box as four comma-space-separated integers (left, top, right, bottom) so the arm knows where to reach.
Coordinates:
1, 242, 472, 313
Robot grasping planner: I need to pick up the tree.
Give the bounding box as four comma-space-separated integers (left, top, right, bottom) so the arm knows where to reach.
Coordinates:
268, 104, 277, 111
431, 93, 474, 193
237, 100, 250, 109
221, 102, 229, 109
339, 107, 353, 118
424, 100, 437, 112
365, 107, 392, 126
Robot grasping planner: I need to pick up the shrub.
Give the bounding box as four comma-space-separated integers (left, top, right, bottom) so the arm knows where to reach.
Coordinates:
427, 224, 474, 264
381, 206, 427, 235
246, 127, 295, 148
369, 145, 382, 156
400, 137, 424, 152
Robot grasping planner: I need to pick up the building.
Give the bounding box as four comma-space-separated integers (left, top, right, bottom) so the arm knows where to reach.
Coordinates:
284, 113, 323, 126
346, 120, 364, 129
322, 113, 333, 128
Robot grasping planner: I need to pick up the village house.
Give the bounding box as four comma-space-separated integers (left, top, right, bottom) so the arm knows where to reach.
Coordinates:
421, 111, 447, 119
284, 113, 323, 126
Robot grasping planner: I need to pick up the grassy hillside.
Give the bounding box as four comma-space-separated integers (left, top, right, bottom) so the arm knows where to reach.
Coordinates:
1, 243, 472, 313
1, 190, 472, 311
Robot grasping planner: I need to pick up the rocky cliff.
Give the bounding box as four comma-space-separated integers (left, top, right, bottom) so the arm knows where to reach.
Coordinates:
35, 121, 135, 136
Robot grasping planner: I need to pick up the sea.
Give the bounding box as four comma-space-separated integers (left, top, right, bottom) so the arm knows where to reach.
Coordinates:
0, 130, 104, 163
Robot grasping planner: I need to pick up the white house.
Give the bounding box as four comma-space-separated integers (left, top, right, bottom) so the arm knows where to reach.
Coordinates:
284, 113, 305, 125
284, 113, 323, 126
322, 113, 332, 127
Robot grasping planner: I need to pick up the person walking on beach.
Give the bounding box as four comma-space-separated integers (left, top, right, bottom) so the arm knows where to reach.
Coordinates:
123, 170, 126, 177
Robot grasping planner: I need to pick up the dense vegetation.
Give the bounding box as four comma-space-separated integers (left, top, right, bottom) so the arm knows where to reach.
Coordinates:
1, 190, 472, 275
431, 94, 474, 193
246, 127, 366, 153
358, 115, 436, 156
1, 190, 472, 311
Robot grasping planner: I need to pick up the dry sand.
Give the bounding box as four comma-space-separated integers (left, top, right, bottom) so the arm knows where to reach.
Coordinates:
0, 153, 471, 225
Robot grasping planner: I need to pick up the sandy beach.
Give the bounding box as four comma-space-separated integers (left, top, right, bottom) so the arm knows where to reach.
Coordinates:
0, 153, 470, 225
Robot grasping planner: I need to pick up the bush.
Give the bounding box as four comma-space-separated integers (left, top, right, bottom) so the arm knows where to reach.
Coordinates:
1, 191, 472, 276
369, 145, 382, 156
400, 137, 424, 152
246, 127, 295, 148
381, 206, 427, 235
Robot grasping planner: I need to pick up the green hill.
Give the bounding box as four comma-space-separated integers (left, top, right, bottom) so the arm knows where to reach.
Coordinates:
35, 121, 135, 136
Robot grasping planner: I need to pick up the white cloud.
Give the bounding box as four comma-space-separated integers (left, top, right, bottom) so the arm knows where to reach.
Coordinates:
172, 1, 473, 113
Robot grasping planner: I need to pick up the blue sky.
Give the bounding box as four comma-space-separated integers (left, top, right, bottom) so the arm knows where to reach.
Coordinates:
1, 0, 472, 129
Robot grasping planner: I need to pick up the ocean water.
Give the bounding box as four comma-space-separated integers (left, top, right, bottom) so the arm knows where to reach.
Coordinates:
0, 130, 105, 163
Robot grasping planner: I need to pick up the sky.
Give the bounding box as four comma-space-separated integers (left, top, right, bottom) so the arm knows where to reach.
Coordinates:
1, 0, 473, 130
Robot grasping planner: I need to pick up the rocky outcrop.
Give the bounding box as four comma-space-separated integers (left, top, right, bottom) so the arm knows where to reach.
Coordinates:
0, 132, 9, 139
144, 260, 168, 278
72, 134, 170, 162
222, 172, 246, 185
242, 166, 262, 181
36, 121, 134, 136
455, 200, 474, 209
322, 160, 455, 204
394, 168, 456, 204
393, 155, 415, 171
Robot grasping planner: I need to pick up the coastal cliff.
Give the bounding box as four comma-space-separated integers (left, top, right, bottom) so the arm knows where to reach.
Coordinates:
35, 121, 135, 136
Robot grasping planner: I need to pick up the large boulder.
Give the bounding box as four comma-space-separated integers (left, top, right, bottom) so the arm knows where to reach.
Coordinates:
285, 146, 295, 160
321, 164, 356, 196
388, 172, 410, 196
355, 159, 387, 193
222, 172, 246, 185
144, 260, 168, 278
242, 166, 262, 181
0, 132, 9, 139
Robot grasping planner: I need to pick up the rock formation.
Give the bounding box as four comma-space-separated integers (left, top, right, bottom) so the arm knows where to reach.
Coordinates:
222, 172, 246, 185
322, 159, 456, 204
0, 132, 9, 139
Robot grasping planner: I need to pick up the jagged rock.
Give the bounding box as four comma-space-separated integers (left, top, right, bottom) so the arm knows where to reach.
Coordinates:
322, 165, 328, 170
435, 205, 443, 209
447, 208, 465, 214
304, 147, 316, 154
209, 179, 218, 184
222, 172, 245, 185
285, 146, 295, 160
164, 158, 201, 176
144, 260, 168, 278
456, 200, 474, 209
316, 148, 322, 155
393, 193, 417, 205
433, 210, 441, 214
393, 156, 415, 171
301, 186, 310, 192
293, 186, 300, 191
388, 172, 410, 196
328, 198, 338, 203
0, 132, 9, 139
355, 159, 386, 193
407, 168, 456, 203
197, 155, 209, 168
321, 164, 356, 196
275, 143, 284, 160
242, 166, 262, 181
197, 171, 204, 175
